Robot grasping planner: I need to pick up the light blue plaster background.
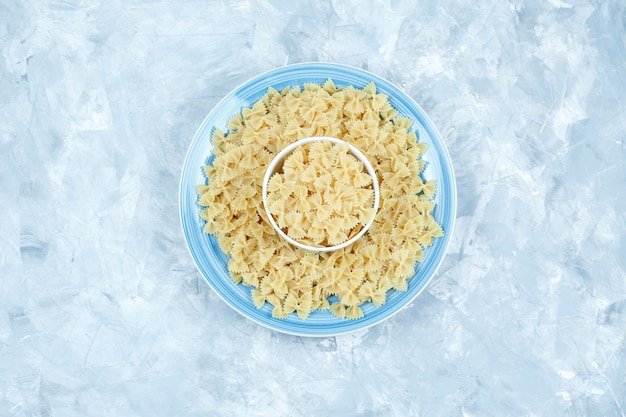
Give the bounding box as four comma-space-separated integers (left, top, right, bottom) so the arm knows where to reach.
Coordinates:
1, 0, 625, 416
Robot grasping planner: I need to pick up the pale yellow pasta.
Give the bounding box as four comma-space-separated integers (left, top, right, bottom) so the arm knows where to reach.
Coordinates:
197, 80, 444, 321
265, 140, 376, 249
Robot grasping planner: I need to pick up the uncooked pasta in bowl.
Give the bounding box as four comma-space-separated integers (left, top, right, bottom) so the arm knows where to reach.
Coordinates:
180, 63, 456, 336
262, 136, 380, 253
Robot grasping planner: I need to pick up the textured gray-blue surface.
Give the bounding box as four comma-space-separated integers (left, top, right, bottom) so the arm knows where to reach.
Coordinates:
2, 0, 625, 416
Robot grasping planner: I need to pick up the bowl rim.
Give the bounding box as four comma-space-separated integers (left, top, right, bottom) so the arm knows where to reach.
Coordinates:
261, 136, 380, 253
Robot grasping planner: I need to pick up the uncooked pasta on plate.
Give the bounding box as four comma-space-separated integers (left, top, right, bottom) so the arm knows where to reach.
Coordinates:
196, 79, 443, 320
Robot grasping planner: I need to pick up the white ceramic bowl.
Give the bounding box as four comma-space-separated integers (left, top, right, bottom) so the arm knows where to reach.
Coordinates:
262, 136, 380, 252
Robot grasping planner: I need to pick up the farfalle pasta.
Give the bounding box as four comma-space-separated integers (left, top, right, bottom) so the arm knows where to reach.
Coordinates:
265, 140, 376, 248
197, 79, 443, 320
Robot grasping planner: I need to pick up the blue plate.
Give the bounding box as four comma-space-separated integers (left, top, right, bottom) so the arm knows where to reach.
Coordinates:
179, 63, 456, 337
